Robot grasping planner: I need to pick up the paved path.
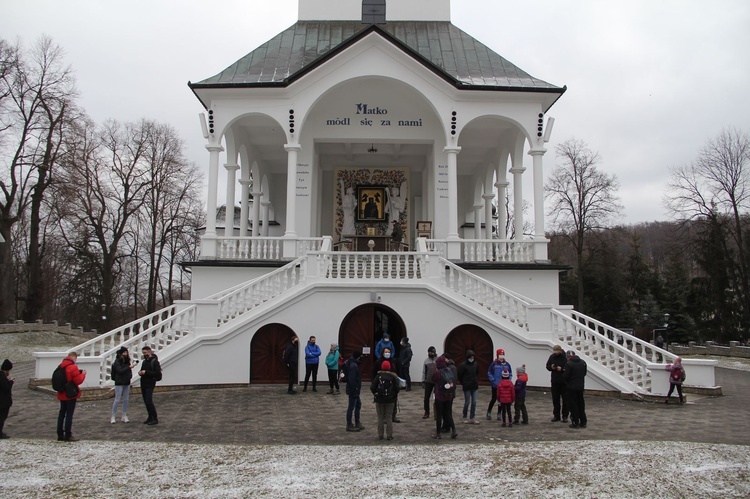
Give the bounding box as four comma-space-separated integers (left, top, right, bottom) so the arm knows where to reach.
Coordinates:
4, 362, 749, 446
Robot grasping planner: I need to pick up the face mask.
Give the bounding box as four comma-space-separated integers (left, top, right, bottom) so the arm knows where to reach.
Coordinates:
384, 353, 391, 359
468, 358, 475, 363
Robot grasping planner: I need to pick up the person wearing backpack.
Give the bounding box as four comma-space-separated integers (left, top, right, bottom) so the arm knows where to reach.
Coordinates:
0, 359, 14, 439
138, 346, 162, 425
665, 357, 686, 404
56, 352, 86, 442
110, 346, 135, 423
431, 355, 457, 439
370, 360, 400, 440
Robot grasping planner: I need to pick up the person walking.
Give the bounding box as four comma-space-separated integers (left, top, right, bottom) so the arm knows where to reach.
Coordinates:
398, 337, 413, 391
421, 346, 437, 419
370, 360, 400, 440
345, 351, 365, 432
303, 336, 322, 392
138, 346, 162, 425
324, 343, 341, 394
0, 359, 14, 439
110, 347, 135, 423
546, 345, 569, 423
563, 350, 587, 428
56, 352, 86, 441
496, 370, 515, 427
486, 349, 512, 420
513, 364, 529, 425
283, 336, 299, 395
665, 357, 686, 404
457, 350, 480, 424
431, 355, 457, 439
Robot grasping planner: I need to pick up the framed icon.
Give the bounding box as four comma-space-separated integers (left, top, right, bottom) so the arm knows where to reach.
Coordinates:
416, 220, 432, 238
357, 186, 386, 221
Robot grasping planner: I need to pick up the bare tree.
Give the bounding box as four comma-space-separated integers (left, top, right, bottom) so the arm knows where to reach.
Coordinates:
546, 138, 622, 311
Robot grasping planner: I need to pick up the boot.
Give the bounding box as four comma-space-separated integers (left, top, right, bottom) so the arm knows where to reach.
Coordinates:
346, 424, 360, 432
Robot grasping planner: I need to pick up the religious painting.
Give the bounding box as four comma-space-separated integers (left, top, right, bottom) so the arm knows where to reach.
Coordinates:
357, 186, 386, 221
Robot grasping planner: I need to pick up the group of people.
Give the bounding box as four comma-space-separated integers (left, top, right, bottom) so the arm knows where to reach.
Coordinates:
545, 345, 588, 428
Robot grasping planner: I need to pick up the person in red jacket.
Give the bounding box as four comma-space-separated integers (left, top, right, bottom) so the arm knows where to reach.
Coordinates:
496, 370, 515, 427
56, 352, 86, 442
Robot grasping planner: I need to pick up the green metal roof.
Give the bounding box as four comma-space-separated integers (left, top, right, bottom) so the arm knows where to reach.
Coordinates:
189, 21, 564, 93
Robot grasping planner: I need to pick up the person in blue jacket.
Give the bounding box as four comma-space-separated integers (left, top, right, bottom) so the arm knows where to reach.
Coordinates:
303, 336, 322, 392
374, 333, 395, 362
486, 348, 512, 420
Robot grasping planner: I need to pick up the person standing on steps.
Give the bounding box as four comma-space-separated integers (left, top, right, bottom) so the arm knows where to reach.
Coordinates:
563, 350, 587, 428
303, 336, 322, 392
138, 346, 162, 425
324, 343, 341, 394
421, 346, 437, 419
546, 345, 569, 423
110, 347, 135, 423
56, 352, 86, 441
283, 336, 299, 395
345, 351, 365, 432
0, 359, 14, 439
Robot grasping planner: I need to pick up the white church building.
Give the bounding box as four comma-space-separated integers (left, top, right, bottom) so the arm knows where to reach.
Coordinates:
35, 0, 717, 396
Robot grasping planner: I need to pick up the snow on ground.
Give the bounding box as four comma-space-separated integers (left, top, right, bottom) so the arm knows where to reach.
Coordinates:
0, 439, 748, 498
0, 331, 89, 363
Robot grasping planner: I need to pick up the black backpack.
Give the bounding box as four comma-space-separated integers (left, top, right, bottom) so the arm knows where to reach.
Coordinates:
375, 374, 395, 401
51, 365, 68, 392
439, 367, 456, 397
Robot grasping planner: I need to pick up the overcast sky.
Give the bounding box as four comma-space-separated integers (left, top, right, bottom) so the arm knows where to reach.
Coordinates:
2, 0, 749, 224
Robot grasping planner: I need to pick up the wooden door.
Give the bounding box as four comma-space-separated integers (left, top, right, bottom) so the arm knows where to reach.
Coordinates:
250, 323, 296, 384
445, 325, 493, 385
339, 304, 404, 381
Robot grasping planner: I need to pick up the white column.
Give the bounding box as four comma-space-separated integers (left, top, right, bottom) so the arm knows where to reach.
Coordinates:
238, 178, 251, 237
495, 180, 508, 239
224, 163, 239, 234
529, 147, 549, 260
473, 203, 483, 239
444, 146, 461, 240
261, 201, 271, 236
251, 190, 263, 237
483, 193, 494, 240
205, 145, 224, 236
510, 163, 525, 239
284, 143, 300, 239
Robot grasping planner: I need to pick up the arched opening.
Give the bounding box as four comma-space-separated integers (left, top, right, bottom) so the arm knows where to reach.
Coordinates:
444, 325, 493, 385
250, 323, 297, 383
338, 303, 406, 381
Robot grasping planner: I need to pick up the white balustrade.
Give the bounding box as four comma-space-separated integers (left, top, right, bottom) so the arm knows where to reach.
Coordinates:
319, 252, 422, 280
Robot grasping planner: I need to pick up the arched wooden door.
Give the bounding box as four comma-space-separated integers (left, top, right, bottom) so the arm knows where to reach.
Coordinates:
250, 323, 297, 384
445, 325, 493, 385
339, 304, 405, 381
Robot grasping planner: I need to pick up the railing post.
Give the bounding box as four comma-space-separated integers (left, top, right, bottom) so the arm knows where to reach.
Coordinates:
192, 300, 222, 337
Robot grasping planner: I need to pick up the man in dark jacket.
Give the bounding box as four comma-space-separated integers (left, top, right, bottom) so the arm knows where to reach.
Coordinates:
563, 350, 588, 428
545, 345, 569, 422
457, 350, 480, 424
0, 358, 14, 439
138, 346, 162, 425
57, 352, 86, 441
398, 337, 413, 391
345, 351, 364, 432
283, 336, 299, 394
370, 360, 400, 440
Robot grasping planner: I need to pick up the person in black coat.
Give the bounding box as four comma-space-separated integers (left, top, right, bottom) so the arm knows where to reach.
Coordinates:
563, 350, 587, 428
110, 347, 134, 423
0, 359, 14, 439
457, 350, 480, 423
283, 336, 299, 395
345, 352, 364, 432
138, 346, 162, 425
546, 345, 569, 422
398, 338, 413, 391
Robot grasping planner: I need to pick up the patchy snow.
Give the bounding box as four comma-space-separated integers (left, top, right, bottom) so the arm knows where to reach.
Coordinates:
0, 439, 748, 498
0, 331, 89, 362
686, 355, 750, 372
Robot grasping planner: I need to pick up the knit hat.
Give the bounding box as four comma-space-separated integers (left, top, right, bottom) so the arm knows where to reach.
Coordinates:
501, 370, 510, 378
428, 346, 436, 353
1, 359, 12, 371
566, 350, 576, 358
381, 360, 391, 371
496, 348, 505, 357
517, 364, 526, 375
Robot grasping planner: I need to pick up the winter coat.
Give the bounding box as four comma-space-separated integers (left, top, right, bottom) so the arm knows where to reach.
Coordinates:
398, 342, 413, 369
496, 378, 516, 404
514, 373, 528, 399
111, 356, 133, 386
488, 360, 513, 387
374, 338, 395, 360
324, 347, 340, 370
345, 357, 362, 396
56, 356, 86, 401
431, 356, 457, 402
563, 355, 587, 391
546, 352, 567, 384
0, 370, 13, 409
139, 354, 161, 390
666, 363, 686, 385
305, 342, 322, 365
283, 341, 298, 367
457, 357, 479, 391
370, 370, 400, 403
423, 355, 437, 383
